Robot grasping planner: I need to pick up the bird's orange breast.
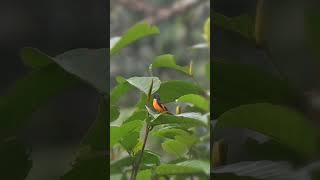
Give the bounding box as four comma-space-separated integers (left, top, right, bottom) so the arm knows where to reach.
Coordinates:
153, 99, 167, 113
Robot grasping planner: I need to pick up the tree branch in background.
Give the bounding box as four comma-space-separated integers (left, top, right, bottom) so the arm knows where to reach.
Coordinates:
116, 0, 205, 24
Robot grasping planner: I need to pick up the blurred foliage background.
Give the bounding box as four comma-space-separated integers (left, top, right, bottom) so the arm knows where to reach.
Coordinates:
110, 0, 210, 109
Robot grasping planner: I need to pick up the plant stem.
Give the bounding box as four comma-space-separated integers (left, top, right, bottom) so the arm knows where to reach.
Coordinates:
130, 124, 151, 180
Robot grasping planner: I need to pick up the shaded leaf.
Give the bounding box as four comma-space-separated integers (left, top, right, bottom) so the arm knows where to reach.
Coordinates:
213, 61, 300, 117
137, 169, 152, 180
203, 17, 210, 45
156, 164, 203, 175
150, 113, 207, 127
176, 160, 210, 175
110, 22, 160, 56
157, 80, 203, 103
152, 127, 190, 139
20, 47, 53, 68
110, 120, 143, 147
110, 105, 120, 122
216, 103, 319, 156
110, 81, 134, 105
0, 65, 80, 138
54, 48, 108, 93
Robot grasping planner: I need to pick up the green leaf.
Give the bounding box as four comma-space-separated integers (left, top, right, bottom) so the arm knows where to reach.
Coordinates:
110, 120, 143, 147
110, 105, 120, 122
20, 47, 53, 68
81, 98, 107, 150
110, 81, 135, 105
110, 37, 121, 50
0, 64, 80, 138
152, 127, 190, 139
157, 80, 203, 103
176, 160, 210, 175
120, 132, 139, 152
152, 54, 189, 75
213, 61, 300, 117
161, 139, 188, 157
213, 13, 254, 39
53, 48, 108, 93
156, 164, 204, 175
175, 135, 198, 148
0, 139, 32, 180
126, 77, 161, 95
177, 94, 209, 112
110, 22, 160, 56
124, 110, 147, 123
216, 103, 319, 156
203, 17, 210, 45
110, 151, 160, 174
137, 169, 152, 180
150, 113, 207, 127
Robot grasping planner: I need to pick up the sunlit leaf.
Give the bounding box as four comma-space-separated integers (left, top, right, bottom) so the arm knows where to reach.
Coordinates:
152, 54, 189, 75
150, 113, 207, 127
152, 127, 190, 139
161, 139, 188, 157
126, 77, 161, 95
110, 120, 143, 147
137, 169, 152, 180
110, 22, 160, 56
177, 94, 209, 112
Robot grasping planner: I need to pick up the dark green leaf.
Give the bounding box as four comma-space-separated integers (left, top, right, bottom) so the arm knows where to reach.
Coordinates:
152, 127, 190, 139
0, 65, 80, 138
216, 103, 319, 156
20, 47, 53, 68
110, 105, 120, 122
150, 113, 207, 127
110, 81, 135, 105
157, 80, 203, 103
53, 48, 108, 93
82, 98, 107, 150
110, 120, 143, 147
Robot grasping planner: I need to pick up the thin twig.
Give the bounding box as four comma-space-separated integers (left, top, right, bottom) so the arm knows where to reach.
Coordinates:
130, 124, 151, 180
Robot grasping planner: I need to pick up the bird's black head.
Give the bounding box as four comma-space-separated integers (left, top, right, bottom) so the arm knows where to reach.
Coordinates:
153, 93, 160, 101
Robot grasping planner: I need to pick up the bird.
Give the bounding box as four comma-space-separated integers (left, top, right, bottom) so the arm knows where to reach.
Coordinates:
152, 93, 171, 114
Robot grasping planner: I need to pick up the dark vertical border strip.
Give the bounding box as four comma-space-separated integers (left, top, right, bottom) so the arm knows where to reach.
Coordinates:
210, 0, 214, 176
106, 0, 111, 179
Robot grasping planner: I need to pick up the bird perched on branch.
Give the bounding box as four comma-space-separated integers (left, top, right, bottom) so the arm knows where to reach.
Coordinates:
153, 93, 172, 114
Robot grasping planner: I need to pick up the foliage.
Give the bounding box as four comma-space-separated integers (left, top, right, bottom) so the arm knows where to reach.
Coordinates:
110, 19, 210, 180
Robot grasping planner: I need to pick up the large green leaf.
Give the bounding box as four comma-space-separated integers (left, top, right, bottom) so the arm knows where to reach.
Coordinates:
157, 80, 203, 103
110, 22, 160, 56
53, 48, 108, 93
161, 139, 188, 157
213, 61, 300, 117
0, 64, 80, 138
110, 120, 143, 147
176, 160, 210, 175
213, 13, 254, 39
20, 47, 53, 68
152, 127, 190, 139
175, 135, 198, 148
110, 81, 135, 105
177, 94, 209, 112
216, 103, 319, 156
136, 169, 152, 180
126, 77, 161, 95
155, 163, 205, 175
150, 113, 207, 127
152, 54, 189, 75
81, 98, 108, 150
